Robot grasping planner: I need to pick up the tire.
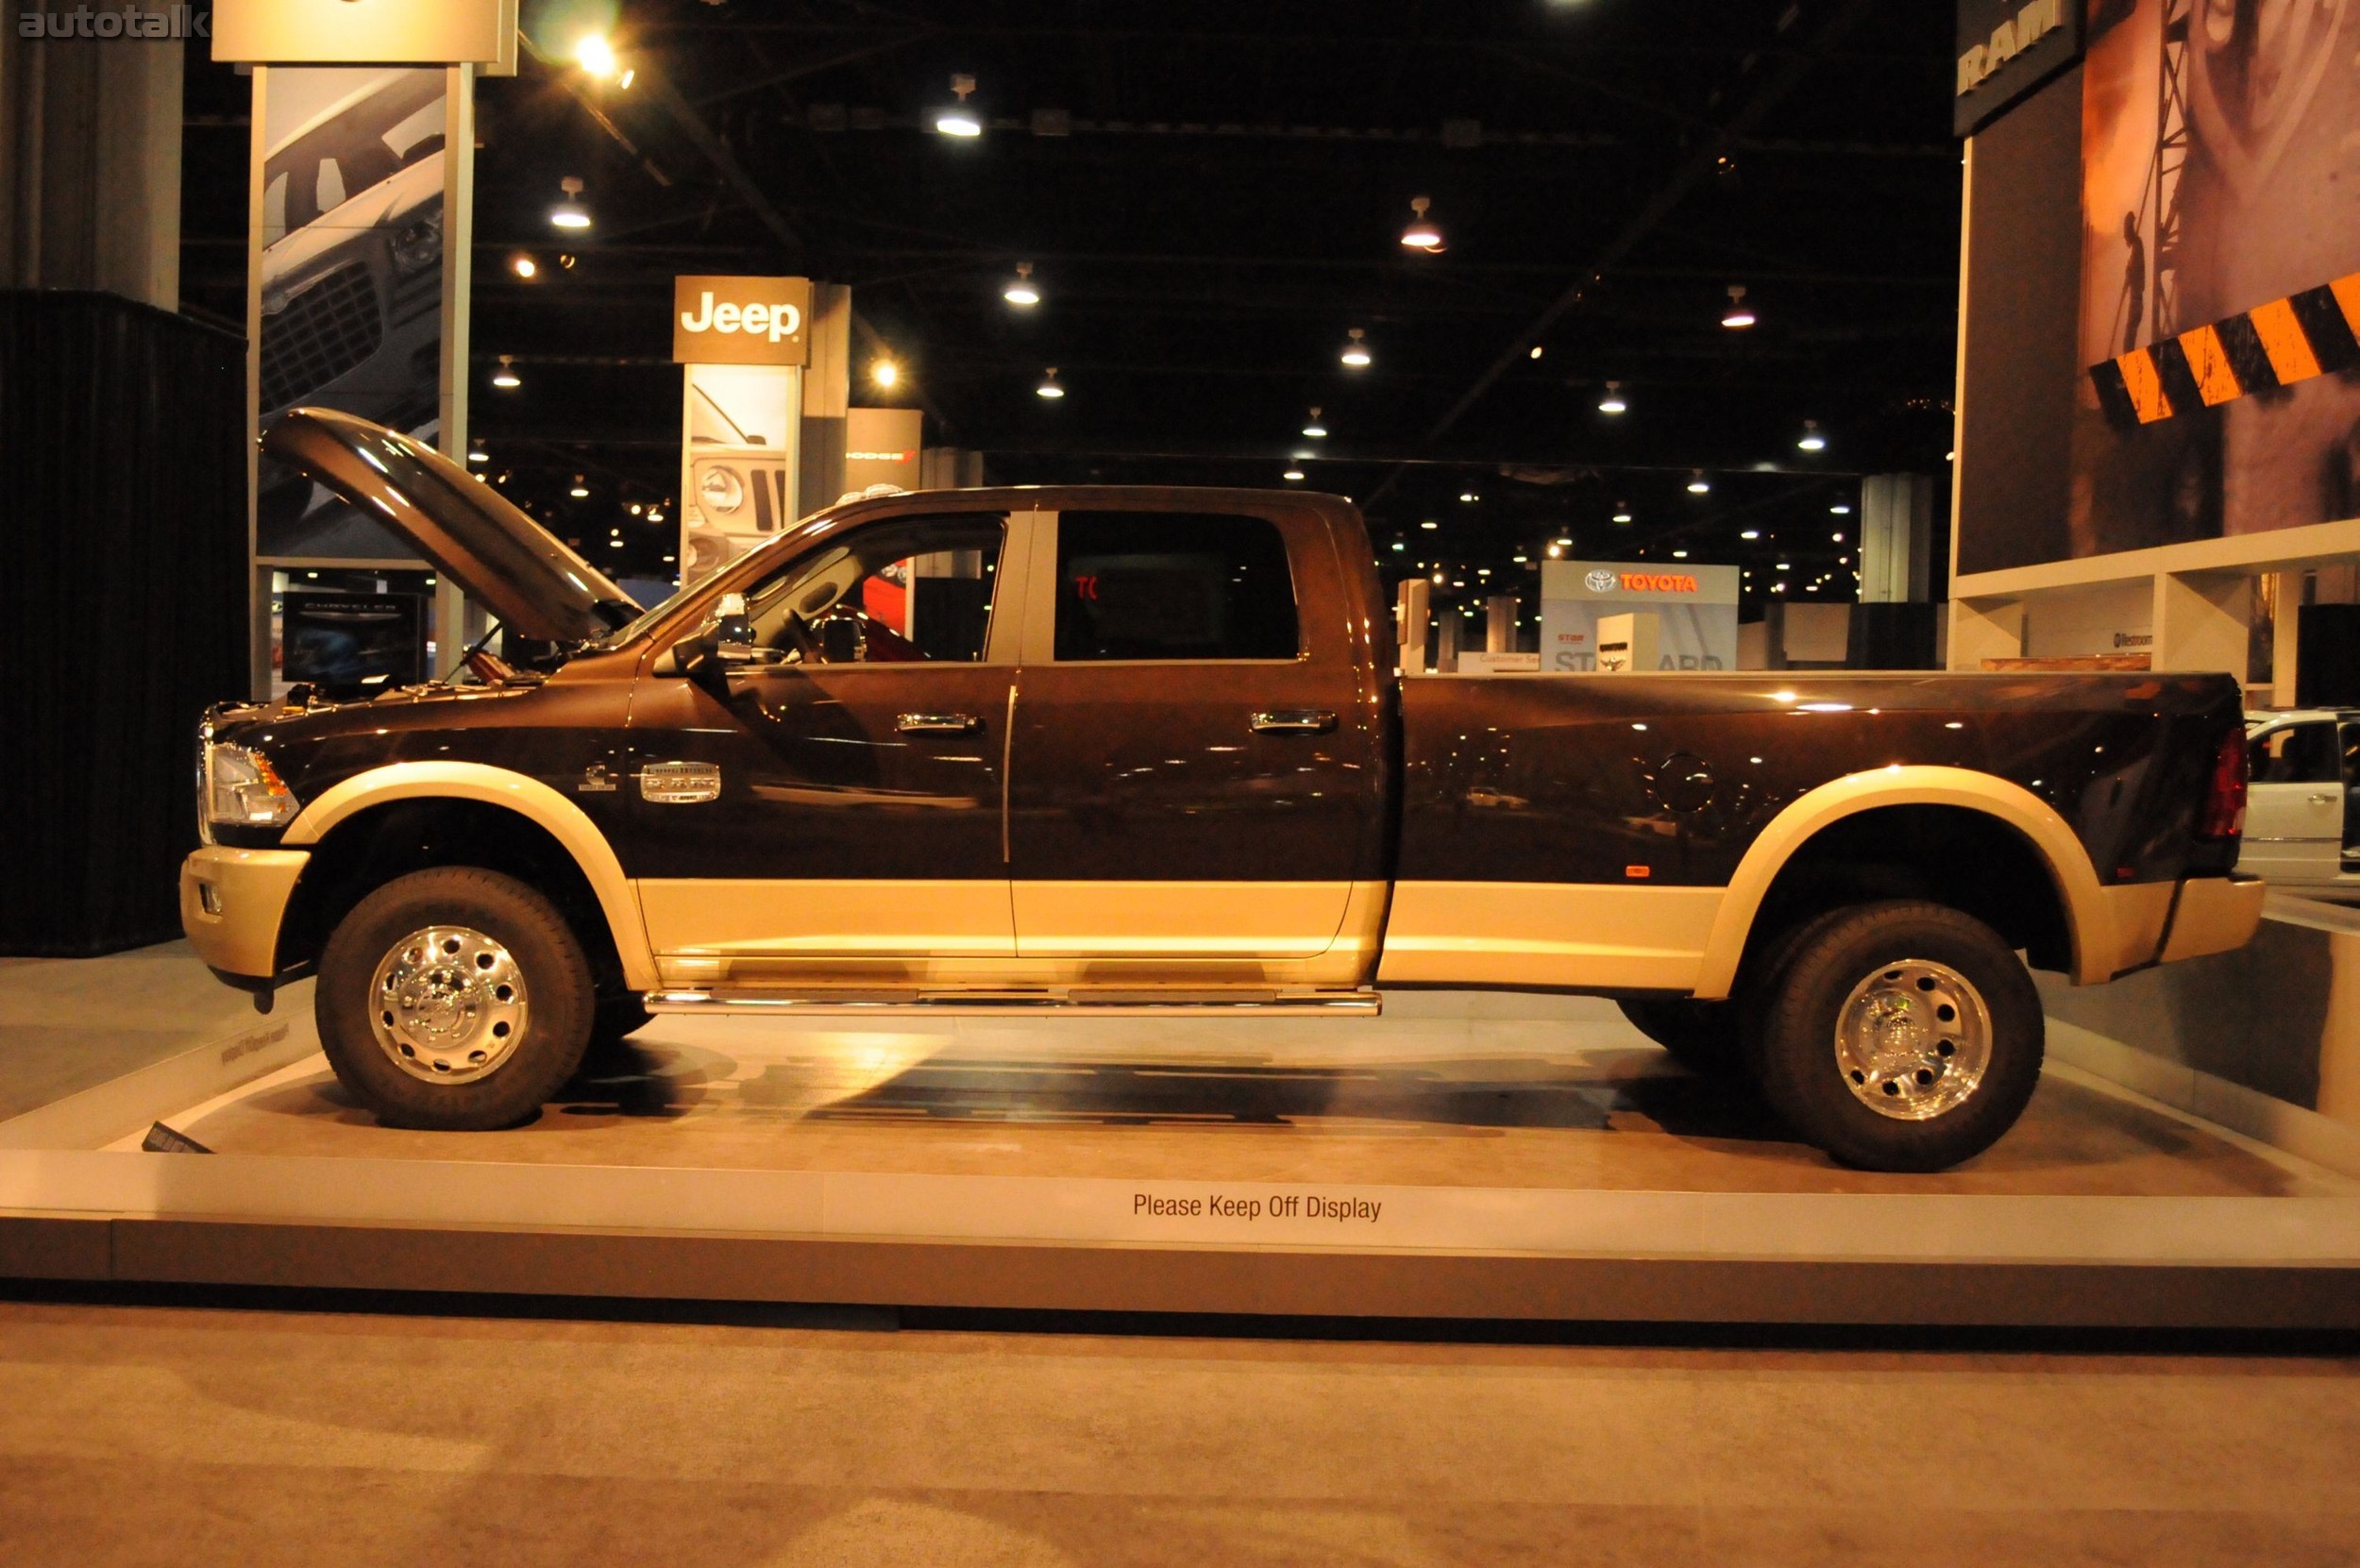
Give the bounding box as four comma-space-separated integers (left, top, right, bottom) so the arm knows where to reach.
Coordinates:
1617, 998, 1745, 1076
1752, 900, 2043, 1172
314, 867, 596, 1130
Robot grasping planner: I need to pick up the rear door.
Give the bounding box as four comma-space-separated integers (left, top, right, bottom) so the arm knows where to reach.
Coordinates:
1003, 505, 1382, 968
2243, 720, 2342, 884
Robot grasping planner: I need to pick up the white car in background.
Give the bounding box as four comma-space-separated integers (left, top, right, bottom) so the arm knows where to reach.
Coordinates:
2241, 709, 2360, 892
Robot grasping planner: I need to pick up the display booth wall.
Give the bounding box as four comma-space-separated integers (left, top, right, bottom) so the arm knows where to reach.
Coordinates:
0, 291, 247, 955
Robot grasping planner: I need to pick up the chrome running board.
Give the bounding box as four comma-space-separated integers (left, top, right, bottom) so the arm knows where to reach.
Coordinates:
643, 987, 1382, 1018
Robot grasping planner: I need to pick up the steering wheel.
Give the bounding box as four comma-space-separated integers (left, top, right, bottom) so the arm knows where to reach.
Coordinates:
780, 608, 823, 663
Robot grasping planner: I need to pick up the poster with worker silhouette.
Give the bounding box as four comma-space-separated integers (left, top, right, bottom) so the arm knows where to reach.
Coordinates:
2065, 0, 2360, 562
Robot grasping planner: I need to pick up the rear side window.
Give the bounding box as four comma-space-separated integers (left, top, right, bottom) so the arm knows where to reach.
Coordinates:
1054, 511, 1300, 661
2252, 721, 2339, 784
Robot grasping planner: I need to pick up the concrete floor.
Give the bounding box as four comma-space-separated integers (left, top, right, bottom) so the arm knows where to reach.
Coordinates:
0, 942, 278, 1121
0, 1297, 2353, 1566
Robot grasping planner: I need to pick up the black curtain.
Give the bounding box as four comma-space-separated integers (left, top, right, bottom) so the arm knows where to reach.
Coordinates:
0, 291, 247, 955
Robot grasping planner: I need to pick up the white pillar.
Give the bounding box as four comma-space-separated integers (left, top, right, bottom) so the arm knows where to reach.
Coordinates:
1485, 594, 1517, 652
1395, 578, 1431, 675
1859, 474, 1933, 603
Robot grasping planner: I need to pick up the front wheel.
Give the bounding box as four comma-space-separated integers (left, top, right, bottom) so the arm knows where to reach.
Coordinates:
1752, 901, 2043, 1172
314, 867, 596, 1130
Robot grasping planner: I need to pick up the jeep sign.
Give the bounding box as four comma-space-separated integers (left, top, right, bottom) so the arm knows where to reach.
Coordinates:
673, 275, 814, 365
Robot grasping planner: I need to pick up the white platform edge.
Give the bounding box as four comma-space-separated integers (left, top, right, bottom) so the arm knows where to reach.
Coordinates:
2047, 1019, 2360, 1183
1, 1148, 2357, 1267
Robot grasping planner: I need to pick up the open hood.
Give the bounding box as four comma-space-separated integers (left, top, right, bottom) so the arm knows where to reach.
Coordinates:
263, 408, 638, 645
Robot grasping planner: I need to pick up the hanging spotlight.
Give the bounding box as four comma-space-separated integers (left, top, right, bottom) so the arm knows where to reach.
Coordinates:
1302, 407, 1327, 439
1035, 366, 1065, 398
1420, 520, 1439, 531
1611, 507, 1633, 524
870, 357, 900, 388
491, 354, 520, 389
1003, 261, 1040, 307
1283, 465, 1306, 482
1720, 284, 1755, 329
1597, 379, 1627, 415
934, 75, 983, 137
549, 177, 591, 230
510, 252, 538, 279
1545, 543, 1563, 559
1830, 501, 1853, 515
1740, 529, 1761, 540
1400, 195, 1443, 253
1672, 548, 1689, 559
1458, 491, 1478, 503
1528, 346, 1544, 360
466, 447, 488, 464
1796, 419, 1827, 452
1686, 471, 1711, 494
569, 475, 590, 498
1340, 328, 1372, 367
574, 34, 618, 79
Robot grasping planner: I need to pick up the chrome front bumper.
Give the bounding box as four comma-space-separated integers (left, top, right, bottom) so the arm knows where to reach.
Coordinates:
180, 846, 310, 980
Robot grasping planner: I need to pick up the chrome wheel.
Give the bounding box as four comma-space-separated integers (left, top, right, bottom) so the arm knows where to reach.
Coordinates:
367, 925, 530, 1085
1832, 958, 1991, 1121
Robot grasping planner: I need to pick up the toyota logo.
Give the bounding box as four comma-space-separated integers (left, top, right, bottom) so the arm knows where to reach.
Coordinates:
1584, 569, 1620, 593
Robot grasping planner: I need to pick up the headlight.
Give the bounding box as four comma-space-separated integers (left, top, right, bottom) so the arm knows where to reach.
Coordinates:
700, 465, 746, 516
389, 207, 444, 276
203, 743, 299, 834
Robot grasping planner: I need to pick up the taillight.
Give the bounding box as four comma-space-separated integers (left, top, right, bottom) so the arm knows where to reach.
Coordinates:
2197, 725, 2248, 839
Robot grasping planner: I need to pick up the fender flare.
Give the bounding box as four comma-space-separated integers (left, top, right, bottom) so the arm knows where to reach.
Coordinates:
1689, 765, 2113, 999
280, 761, 659, 990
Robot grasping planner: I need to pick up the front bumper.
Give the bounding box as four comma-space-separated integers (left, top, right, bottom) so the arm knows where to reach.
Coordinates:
180, 846, 310, 980
2160, 874, 2267, 964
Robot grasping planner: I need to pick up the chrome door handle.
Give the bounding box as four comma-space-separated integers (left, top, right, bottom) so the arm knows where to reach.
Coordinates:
898, 713, 982, 734
2310, 792, 2340, 805
1250, 710, 1338, 734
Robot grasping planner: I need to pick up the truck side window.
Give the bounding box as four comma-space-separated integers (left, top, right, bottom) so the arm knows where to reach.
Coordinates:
1054, 511, 1300, 661
2251, 721, 2338, 784
738, 514, 1004, 664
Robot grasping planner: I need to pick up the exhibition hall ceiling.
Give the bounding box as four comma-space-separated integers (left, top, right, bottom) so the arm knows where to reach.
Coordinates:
179, 0, 1963, 600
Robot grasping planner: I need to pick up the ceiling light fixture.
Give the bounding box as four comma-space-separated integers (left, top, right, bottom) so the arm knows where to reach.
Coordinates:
1720, 284, 1755, 329
549, 176, 591, 230
1420, 519, 1439, 531
1597, 379, 1627, 414
1283, 465, 1306, 481
1528, 346, 1544, 360
1302, 407, 1326, 439
935, 75, 983, 137
1003, 261, 1040, 307
1672, 548, 1689, 559
1740, 529, 1760, 540
1546, 544, 1562, 558
1796, 419, 1827, 452
466, 447, 487, 464
510, 253, 537, 279
1611, 507, 1633, 524
1340, 327, 1372, 367
870, 357, 900, 388
1400, 195, 1443, 253
491, 354, 520, 389
1036, 366, 1065, 398
1458, 491, 1478, 503
569, 475, 589, 498
1830, 502, 1853, 515
1686, 470, 1711, 494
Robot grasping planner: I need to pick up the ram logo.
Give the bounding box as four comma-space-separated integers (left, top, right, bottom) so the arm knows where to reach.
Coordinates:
1584, 568, 1620, 593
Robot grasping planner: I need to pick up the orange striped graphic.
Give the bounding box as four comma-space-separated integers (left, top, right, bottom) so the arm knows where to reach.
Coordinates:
2247, 297, 2321, 383
2118, 350, 2172, 424
2178, 324, 2241, 407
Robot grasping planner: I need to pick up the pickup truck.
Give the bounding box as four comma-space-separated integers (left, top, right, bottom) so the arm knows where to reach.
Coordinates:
182, 410, 2266, 1171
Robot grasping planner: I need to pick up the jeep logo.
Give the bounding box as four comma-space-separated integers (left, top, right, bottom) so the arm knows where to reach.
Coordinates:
672, 274, 815, 366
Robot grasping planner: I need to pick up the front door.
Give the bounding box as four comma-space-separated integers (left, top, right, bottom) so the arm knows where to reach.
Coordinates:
1003, 505, 1383, 970
625, 511, 1020, 983
2244, 719, 2343, 885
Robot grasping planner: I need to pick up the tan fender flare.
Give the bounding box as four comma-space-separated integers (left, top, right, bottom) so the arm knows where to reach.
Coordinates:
280, 761, 658, 990
1689, 765, 2113, 1000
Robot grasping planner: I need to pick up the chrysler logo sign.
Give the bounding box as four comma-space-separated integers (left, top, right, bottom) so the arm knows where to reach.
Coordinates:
673, 275, 814, 365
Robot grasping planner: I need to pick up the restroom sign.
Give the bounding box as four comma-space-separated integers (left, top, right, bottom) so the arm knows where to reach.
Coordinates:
673, 276, 813, 365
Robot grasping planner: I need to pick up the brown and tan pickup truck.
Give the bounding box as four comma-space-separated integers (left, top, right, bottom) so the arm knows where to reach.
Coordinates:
182, 410, 2265, 1169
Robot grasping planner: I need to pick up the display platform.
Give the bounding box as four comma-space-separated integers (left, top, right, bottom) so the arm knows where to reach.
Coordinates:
4, 968, 2357, 1328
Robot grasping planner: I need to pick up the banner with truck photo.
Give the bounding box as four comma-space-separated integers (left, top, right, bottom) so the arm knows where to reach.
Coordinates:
2052, 0, 2360, 567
